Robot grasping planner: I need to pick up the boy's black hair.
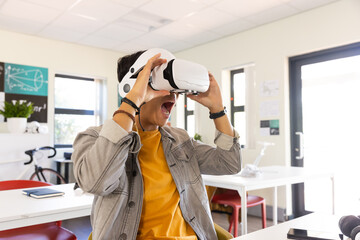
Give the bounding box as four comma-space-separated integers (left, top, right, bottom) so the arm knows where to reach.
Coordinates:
117, 50, 146, 83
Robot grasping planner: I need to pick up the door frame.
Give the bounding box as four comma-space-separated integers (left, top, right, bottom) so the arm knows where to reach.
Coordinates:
289, 41, 360, 217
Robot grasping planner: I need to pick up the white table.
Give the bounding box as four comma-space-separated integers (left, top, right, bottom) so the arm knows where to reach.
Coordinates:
0, 183, 93, 231
233, 212, 343, 240
202, 166, 335, 235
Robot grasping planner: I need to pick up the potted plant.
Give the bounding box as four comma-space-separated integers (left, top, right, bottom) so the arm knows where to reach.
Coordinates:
194, 133, 203, 142
0, 100, 34, 133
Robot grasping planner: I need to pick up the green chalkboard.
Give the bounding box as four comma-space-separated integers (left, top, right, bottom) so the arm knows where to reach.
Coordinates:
4, 63, 48, 96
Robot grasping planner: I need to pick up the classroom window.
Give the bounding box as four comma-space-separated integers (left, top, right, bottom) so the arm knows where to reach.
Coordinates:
54, 74, 106, 148
184, 96, 195, 138
230, 69, 246, 147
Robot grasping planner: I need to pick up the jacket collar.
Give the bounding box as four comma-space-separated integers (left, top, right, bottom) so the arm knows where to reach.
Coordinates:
159, 126, 176, 142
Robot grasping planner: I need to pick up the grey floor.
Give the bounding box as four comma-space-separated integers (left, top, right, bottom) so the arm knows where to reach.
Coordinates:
62, 212, 273, 240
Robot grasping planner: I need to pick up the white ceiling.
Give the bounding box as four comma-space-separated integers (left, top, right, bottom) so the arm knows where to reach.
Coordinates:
0, 0, 338, 54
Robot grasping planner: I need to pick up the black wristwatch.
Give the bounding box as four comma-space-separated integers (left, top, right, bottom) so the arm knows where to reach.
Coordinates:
209, 106, 227, 119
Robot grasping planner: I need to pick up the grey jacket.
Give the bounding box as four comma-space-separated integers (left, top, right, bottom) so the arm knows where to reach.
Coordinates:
72, 119, 241, 240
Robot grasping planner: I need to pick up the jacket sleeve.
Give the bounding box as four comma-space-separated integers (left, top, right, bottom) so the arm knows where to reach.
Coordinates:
72, 119, 141, 196
193, 129, 242, 175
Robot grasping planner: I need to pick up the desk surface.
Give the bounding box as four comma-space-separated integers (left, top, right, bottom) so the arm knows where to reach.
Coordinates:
203, 165, 334, 191
0, 183, 93, 231
233, 212, 343, 240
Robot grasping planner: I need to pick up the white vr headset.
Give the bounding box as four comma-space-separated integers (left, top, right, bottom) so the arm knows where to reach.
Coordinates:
118, 48, 210, 98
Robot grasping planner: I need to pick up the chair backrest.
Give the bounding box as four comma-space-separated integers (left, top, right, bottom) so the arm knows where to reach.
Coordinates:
0, 180, 51, 191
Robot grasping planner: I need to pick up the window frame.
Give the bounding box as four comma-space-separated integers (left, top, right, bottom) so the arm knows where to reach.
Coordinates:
54, 74, 96, 148
230, 68, 246, 148
184, 96, 194, 132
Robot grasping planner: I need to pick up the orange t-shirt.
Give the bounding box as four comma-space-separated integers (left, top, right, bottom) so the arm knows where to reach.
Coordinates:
137, 129, 197, 240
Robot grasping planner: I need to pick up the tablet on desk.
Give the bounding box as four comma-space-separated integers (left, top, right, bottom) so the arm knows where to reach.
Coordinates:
22, 188, 65, 199
287, 228, 343, 240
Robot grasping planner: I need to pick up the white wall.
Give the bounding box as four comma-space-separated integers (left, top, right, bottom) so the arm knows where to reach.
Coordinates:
0, 29, 124, 136
175, 0, 360, 210
0, 29, 124, 179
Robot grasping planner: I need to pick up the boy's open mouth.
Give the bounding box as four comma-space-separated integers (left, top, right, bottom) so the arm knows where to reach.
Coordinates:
161, 102, 175, 116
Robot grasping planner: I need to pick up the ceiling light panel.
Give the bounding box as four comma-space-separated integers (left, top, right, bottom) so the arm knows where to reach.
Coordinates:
139, 0, 206, 20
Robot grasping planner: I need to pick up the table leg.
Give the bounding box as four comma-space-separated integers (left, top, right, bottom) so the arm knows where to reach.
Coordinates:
56, 162, 61, 184
331, 175, 335, 214
238, 188, 247, 235
273, 186, 278, 225
64, 163, 69, 183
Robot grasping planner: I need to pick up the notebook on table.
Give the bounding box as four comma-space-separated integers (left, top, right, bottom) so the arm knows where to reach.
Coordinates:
22, 188, 65, 199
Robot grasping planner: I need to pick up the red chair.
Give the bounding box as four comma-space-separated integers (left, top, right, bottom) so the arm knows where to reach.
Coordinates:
0, 180, 77, 240
211, 189, 266, 237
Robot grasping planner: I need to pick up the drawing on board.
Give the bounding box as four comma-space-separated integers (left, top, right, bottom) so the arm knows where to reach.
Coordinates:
5, 93, 47, 123
0, 62, 4, 92
4, 63, 48, 96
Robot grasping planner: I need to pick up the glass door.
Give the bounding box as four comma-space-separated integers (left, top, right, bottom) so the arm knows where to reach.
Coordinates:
289, 42, 360, 217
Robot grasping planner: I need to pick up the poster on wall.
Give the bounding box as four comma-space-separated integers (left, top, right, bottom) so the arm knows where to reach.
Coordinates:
0, 62, 4, 92
4, 63, 48, 96
0, 62, 48, 123
260, 119, 280, 136
0, 62, 4, 122
5, 93, 47, 122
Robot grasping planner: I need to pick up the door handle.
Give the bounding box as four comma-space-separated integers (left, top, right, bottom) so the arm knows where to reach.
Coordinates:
295, 132, 304, 160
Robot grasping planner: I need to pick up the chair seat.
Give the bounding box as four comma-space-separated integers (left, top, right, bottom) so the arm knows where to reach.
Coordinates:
0, 223, 77, 240
212, 191, 265, 208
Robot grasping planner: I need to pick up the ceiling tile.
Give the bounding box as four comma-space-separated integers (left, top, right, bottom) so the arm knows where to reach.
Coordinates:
113, 42, 149, 53
162, 40, 194, 53
93, 23, 146, 42
0, 0, 62, 23
213, 0, 283, 18
0, 13, 45, 34
184, 30, 222, 46
153, 20, 206, 41
139, 0, 206, 20
197, 0, 223, 6
24, 0, 75, 11
69, 0, 132, 23
79, 35, 121, 49
49, 12, 108, 34
211, 18, 255, 36
131, 32, 177, 48
110, 0, 151, 8
38, 26, 87, 42
245, 4, 298, 25
180, 7, 237, 30
285, 0, 338, 11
